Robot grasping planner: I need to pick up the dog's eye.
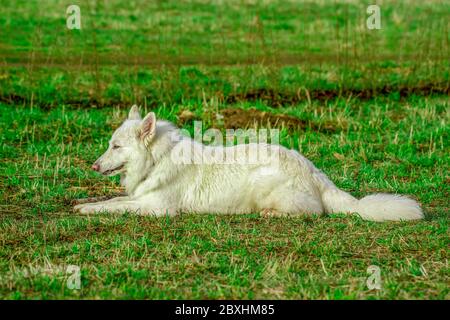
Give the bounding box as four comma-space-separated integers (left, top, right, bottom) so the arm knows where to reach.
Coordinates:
112, 145, 121, 150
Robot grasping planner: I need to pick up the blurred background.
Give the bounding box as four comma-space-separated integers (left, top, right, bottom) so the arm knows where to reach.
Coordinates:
0, 0, 448, 108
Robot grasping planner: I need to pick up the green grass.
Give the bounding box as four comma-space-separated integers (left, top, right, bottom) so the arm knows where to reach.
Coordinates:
0, 0, 449, 299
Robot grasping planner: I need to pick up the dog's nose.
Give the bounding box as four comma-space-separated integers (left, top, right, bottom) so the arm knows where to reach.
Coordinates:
92, 163, 100, 172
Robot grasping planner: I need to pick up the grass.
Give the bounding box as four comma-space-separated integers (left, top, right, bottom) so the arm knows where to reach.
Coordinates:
0, 0, 449, 299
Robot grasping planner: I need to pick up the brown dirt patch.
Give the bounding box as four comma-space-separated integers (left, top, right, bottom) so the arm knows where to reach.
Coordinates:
178, 107, 343, 133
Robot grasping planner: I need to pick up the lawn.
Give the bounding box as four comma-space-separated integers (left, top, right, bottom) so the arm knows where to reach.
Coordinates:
0, 0, 448, 299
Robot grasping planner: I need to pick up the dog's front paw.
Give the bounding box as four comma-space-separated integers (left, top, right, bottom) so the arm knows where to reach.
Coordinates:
74, 203, 101, 214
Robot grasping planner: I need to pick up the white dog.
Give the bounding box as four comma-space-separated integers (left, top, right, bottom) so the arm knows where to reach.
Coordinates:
74, 106, 424, 222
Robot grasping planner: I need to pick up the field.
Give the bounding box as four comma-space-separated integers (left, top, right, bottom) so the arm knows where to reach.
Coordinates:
0, 0, 449, 299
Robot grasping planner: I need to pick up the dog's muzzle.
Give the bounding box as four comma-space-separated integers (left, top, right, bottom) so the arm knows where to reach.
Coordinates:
100, 164, 125, 176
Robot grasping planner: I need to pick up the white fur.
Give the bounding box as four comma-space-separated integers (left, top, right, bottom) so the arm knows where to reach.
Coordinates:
74, 107, 424, 222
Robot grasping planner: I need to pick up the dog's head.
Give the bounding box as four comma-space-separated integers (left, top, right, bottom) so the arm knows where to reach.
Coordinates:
91, 105, 156, 176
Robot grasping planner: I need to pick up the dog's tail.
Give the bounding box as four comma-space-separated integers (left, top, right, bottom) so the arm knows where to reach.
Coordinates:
312, 169, 423, 222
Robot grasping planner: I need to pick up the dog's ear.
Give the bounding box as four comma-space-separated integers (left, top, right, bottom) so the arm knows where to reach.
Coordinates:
128, 105, 141, 120
139, 112, 156, 147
